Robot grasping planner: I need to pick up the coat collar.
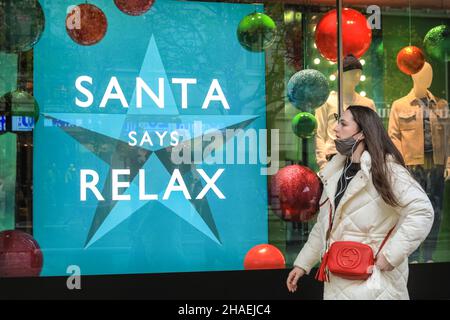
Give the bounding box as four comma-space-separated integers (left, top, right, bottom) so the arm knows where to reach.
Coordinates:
318, 150, 372, 215
319, 150, 372, 183
406, 89, 437, 106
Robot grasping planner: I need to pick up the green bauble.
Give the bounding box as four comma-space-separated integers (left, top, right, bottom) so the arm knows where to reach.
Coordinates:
237, 12, 276, 52
292, 112, 317, 139
423, 25, 450, 62
0, 90, 40, 121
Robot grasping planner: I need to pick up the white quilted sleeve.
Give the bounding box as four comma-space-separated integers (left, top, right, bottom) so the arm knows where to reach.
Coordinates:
293, 198, 328, 275
381, 164, 434, 268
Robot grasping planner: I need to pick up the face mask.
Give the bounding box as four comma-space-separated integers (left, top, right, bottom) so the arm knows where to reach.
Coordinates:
334, 131, 363, 156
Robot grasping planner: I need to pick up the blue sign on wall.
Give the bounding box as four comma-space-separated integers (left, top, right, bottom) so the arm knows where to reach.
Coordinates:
33, 0, 269, 276
0, 116, 34, 131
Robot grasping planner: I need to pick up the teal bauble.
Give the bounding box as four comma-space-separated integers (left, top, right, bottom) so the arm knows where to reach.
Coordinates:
291, 112, 317, 139
0, 0, 45, 52
237, 12, 276, 52
423, 25, 450, 62
287, 69, 330, 112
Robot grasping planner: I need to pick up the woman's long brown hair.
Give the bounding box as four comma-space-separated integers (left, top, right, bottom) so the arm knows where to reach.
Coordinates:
347, 105, 406, 207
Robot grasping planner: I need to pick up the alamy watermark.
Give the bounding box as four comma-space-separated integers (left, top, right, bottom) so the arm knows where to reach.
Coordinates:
66, 265, 81, 290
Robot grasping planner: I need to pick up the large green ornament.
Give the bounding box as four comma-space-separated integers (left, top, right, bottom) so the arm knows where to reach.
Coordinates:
423, 25, 450, 62
291, 112, 317, 139
237, 12, 276, 52
0, 90, 40, 121
0, 0, 45, 52
287, 69, 330, 112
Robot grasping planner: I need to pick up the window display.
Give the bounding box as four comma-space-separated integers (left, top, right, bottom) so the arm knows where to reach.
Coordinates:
0, 0, 449, 297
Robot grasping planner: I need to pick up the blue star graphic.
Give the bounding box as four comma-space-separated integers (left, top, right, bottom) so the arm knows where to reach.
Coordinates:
44, 36, 258, 248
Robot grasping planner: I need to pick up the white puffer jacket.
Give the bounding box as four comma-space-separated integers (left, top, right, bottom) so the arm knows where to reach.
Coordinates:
294, 151, 434, 300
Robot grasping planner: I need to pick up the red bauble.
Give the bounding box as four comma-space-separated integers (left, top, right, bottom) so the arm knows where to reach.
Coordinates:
396, 46, 426, 75
114, 0, 155, 16
66, 4, 107, 46
271, 165, 322, 222
244, 244, 285, 270
0, 230, 43, 277
315, 8, 372, 62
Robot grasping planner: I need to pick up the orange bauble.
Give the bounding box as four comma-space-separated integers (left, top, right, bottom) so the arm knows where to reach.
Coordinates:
396, 46, 426, 75
244, 244, 285, 270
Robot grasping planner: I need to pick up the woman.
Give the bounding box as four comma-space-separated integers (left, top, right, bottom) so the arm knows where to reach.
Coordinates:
286, 105, 434, 300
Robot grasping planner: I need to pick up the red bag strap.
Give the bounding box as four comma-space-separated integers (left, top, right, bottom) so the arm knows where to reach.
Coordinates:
326, 205, 333, 243
374, 224, 396, 259
319, 198, 333, 243
316, 197, 332, 282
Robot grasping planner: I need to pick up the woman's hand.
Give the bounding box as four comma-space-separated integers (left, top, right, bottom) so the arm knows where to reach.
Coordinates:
375, 253, 394, 271
286, 266, 306, 293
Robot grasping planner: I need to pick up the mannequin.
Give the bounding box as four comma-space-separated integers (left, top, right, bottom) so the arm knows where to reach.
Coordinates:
315, 55, 376, 170
388, 61, 449, 263
343, 69, 363, 104
412, 62, 433, 99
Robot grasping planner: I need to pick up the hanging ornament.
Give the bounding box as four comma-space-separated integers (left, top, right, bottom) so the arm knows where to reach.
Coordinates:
244, 244, 285, 270
292, 112, 317, 139
315, 8, 372, 62
287, 69, 329, 112
0, 0, 45, 53
0, 230, 43, 277
66, 3, 107, 46
237, 12, 276, 52
114, 0, 155, 16
396, 46, 425, 75
423, 25, 450, 62
270, 165, 322, 222
0, 90, 40, 121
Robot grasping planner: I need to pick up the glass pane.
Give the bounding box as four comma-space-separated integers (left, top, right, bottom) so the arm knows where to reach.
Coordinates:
0, 0, 449, 282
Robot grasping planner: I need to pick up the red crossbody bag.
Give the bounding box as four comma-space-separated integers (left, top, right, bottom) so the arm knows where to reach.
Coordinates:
315, 198, 396, 282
